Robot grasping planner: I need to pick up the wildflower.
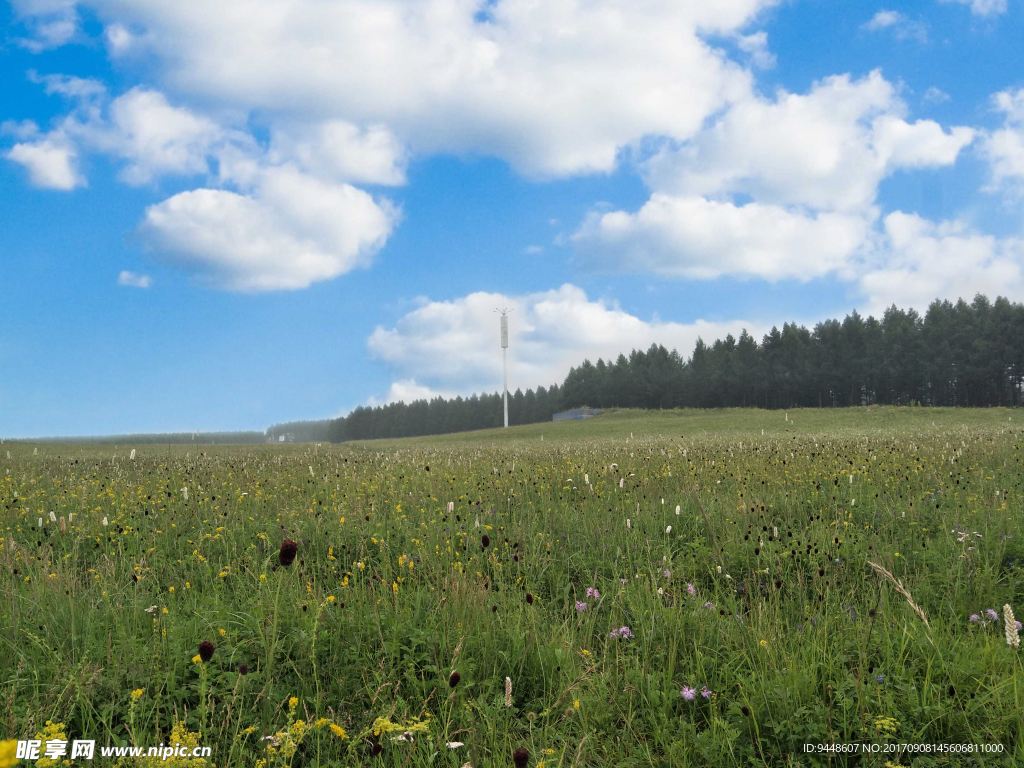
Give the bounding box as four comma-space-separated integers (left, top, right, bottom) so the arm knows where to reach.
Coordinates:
1005, 604, 1020, 649
741, 706, 751, 717
875, 675, 885, 683
585, 587, 600, 600
969, 614, 980, 622
663, 569, 671, 578
687, 583, 696, 596
198, 641, 215, 663
447, 742, 465, 749
482, 534, 490, 548
665, 526, 672, 534
626, 519, 631, 529
657, 588, 664, 596
279, 539, 298, 567
681, 686, 696, 700
575, 601, 587, 612
675, 505, 681, 515
0, 739, 17, 768
513, 748, 529, 768
700, 686, 712, 699
330, 724, 347, 738
449, 671, 461, 688
704, 601, 715, 610
526, 593, 534, 605
131, 688, 144, 701
505, 676, 512, 708
573, 699, 579, 709
239, 664, 248, 675
986, 608, 999, 622
609, 626, 633, 640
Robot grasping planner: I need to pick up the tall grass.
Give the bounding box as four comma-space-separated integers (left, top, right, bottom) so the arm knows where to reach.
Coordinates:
1, 408, 1022, 766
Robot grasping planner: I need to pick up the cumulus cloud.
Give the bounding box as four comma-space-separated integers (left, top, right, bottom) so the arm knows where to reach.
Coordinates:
861, 10, 928, 43
268, 121, 407, 186
572, 194, 871, 281
367, 379, 451, 406
643, 70, 975, 213
982, 88, 1024, 194
117, 270, 151, 288
367, 284, 759, 397
940, 0, 1007, 17
5, 135, 83, 190
735, 32, 776, 69
10, 0, 78, 51
858, 212, 1024, 314
18, 0, 780, 178
573, 70, 974, 284
139, 166, 398, 292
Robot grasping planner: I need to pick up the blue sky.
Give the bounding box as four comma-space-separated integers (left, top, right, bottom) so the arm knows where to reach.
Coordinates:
2, 0, 1023, 437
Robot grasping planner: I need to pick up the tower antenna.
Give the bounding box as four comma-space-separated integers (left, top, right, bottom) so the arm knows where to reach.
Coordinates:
495, 305, 514, 428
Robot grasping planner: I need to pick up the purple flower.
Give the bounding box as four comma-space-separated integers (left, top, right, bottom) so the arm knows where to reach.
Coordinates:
969, 614, 980, 623
620, 578, 627, 585
680, 686, 696, 701
875, 675, 885, 684
687, 583, 696, 597
575, 601, 587, 612
1016, 621, 1023, 631
986, 609, 1000, 622
609, 626, 634, 640
586, 587, 600, 600
663, 569, 671, 578
703, 601, 715, 610
700, 686, 711, 699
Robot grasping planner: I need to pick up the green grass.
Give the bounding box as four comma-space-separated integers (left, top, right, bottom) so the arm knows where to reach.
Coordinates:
2, 407, 1023, 767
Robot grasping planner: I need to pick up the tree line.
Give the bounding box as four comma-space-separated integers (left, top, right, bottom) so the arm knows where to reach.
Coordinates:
302, 294, 1022, 442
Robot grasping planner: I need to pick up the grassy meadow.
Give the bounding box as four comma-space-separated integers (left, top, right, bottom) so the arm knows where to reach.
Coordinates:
2, 407, 1023, 767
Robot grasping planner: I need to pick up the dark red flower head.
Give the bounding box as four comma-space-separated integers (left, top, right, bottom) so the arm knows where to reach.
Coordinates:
526, 593, 534, 605
370, 743, 383, 756
513, 747, 529, 768
741, 705, 751, 717
448, 671, 461, 688
482, 534, 490, 548
238, 663, 248, 675
198, 641, 215, 663
279, 539, 298, 567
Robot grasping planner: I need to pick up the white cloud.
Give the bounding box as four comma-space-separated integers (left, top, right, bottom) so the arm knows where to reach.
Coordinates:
139, 166, 398, 292
5, 136, 83, 189
10, 0, 78, 51
117, 270, 151, 288
268, 120, 407, 186
643, 70, 975, 213
736, 32, 776, 69
981, 88, 1024, 194
367, 379, 450, 405
367, 284, 759, 396
922, 86, 951, 105
862, 10, 928, 42
859, 212, 1024, 313
27, 0, 781, 178
572, 194, 871, 281
940, 0, 1007, 17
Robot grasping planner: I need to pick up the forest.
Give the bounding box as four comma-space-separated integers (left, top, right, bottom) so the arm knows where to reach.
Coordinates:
261, 294, 1024, 443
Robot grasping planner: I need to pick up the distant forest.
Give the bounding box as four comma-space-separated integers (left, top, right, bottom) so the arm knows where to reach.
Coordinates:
261, 294, 1024, 443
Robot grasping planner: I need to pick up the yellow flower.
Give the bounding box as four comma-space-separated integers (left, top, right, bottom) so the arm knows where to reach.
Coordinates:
131, 688, 145, 701
0, 739, 18, 768
218, 628, 226, 636
573, 699, 579, 709
288, 696, 299, 711
329, 723, 347, 739
759, 639, 768, 648
192, 654, 202, 664
169, 586, 175, 592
